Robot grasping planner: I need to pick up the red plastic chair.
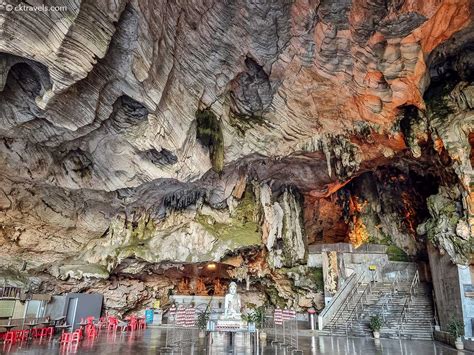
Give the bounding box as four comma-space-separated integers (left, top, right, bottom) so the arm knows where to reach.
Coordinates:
96, 316, 107, 330
127, 317, 138, 332
16, 329, 29, 342
59, 332, 72, 345
85, 324, 97, 338
4, 331, 16, 343
34, 327, 52, 338
137, 318, 146, 330
107, 317, 118, 332
46, 327, 54, 337
60, 329, 81, 346
71, 330, 81, 344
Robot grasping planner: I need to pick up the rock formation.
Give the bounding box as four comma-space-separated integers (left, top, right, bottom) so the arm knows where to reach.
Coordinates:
0, 0, 472, 314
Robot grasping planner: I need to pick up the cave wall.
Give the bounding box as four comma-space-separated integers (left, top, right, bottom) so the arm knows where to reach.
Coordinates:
428, 243, 473, 337
0, 0, 472, 315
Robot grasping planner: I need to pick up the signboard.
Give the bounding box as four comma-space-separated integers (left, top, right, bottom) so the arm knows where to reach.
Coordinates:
464, 284, 474, 298
248, 322, 256, 333
0, 300, 15, 318
145, 309, 154, 324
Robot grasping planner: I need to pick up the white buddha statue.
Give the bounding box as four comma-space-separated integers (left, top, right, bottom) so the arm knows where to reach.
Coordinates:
223, 281, 241, 320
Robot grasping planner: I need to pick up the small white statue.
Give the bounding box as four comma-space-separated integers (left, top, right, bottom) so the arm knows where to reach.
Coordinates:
223, 281, 241, 320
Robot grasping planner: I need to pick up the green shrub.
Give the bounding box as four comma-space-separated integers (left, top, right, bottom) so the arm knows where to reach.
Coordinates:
243, 304, 266, 329
369, 315, 383, 332
447, 318, 464, 338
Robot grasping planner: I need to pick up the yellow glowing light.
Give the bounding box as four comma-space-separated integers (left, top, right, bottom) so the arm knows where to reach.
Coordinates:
207, 263, 217, 270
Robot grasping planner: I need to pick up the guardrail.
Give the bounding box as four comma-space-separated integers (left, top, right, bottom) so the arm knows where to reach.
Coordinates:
0, 287, 22, 299
344, 281, 373, 335
318, 272, 361, 330
397, 270, 419, 337
308, 243, 388, 254
330, 275, 367, 333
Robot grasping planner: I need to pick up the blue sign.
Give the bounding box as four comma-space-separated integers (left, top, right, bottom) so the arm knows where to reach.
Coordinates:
145, 309, 154, 324
248, 322, 256, 333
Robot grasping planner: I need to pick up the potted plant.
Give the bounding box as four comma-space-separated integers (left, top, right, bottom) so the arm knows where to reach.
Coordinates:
197, 311, 209, 338
447, 318, 464, 350
244, 304, 267, 341
369, 315, 383, 339
197, 301, 212, 338
255, 305, 267, 341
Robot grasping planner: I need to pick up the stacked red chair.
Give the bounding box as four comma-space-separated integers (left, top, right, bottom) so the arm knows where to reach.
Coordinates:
127, 316, 138, 331
60, 329, 81, 347
4, 331, 16, 344
4, 329, 29, 343
71, 330, 81, 344
138, 317, 146, 330
17, 329, 29, 342
59, 332, 72, 344
85, 324, 97, 338
107, 316, 118, 332
32, 326, 54, 338
97, 317, 107, 329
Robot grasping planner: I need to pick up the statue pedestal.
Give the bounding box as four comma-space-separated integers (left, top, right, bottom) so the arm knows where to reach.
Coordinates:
214, 319, 245, 331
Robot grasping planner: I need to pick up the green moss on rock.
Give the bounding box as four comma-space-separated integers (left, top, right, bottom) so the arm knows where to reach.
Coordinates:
229, 111, 266, 136
127, 215, 156, 241
196, 109, 224, 173
196, 189, 261, 248
368, 232, 409, 261
309, 267, 324, 291
425, 75, 459, 119
386, 245, 409, 262
266, 285, 287, 309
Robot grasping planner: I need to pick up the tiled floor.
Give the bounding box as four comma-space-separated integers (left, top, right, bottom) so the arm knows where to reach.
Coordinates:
2, 328, 470, 354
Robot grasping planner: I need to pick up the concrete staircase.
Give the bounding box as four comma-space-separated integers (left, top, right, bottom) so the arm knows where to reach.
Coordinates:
324, 279, 434, 340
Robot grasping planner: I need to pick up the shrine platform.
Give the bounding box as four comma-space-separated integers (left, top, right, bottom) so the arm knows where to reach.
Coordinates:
170, 295, 224, 310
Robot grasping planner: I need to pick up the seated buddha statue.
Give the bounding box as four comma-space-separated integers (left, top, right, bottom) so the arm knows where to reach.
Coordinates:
177, 278, 190, 295
223, 282, 241, 320
213, 279, 226, 296
195, 278, 208, 296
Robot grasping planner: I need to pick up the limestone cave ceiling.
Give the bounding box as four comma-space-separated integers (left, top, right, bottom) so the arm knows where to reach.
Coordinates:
0, 0, 472, 312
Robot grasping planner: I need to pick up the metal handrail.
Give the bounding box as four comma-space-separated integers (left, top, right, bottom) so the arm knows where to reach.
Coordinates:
344, 281, 373, 335
330, 279, 363, 332
397, 270, 419, 337
320, 272, 359, 320
327, 272, 366, 332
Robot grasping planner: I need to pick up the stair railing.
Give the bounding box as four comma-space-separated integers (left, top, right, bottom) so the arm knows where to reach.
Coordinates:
380, 291, 393, 323
319, 272, 361, 330
393, 271, 401, 291
344, 281, 373, 335
397, 270, 419, 338
329, 272, 366, 333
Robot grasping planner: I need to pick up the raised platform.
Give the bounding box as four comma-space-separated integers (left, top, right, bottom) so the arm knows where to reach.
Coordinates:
170, 295, 224, 310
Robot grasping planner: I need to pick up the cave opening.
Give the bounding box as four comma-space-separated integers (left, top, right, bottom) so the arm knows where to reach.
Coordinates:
307, 164, 442, 258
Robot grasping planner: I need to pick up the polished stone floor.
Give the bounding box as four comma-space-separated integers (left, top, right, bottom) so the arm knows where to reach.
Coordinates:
2, 328, 470, 355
